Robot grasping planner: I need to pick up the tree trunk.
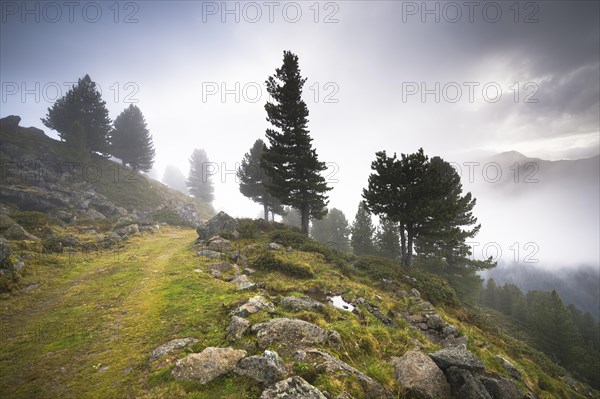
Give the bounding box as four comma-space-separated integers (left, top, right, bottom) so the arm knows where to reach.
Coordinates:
400, 222, 407, 266
300, 204, 310, 235
406, 228, 413, 268
263, 203, 269, 220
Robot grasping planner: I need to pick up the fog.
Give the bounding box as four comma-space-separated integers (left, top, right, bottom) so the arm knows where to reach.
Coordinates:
1, 1, 598, 269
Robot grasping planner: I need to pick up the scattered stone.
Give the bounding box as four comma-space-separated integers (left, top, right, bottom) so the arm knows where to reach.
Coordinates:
123, 224, 139, 235
266, 242, 283, 251
232, 296, 275, 317
390, 350, 451, 399
426, 314, 444, 330
445, 366, 491, 399
327, 330, 343, 350
442, 324, 460, 338
227, 316, 250, 341
4, 223, 40, 240
196, 211, 239, 240
254, 318, 329, 349
243, 267, 255, 275
429, 346, 485, 373
209, 262, 233, 273
495, 355, 521, 380
259, 376, 327, 399
235, 350, 286, 384
280, 296, 325, 312
480, 376, 523, 399
411, 288, 421, 299
171, 347, 246, 383
211, 269, 222, 278
231, 274, 256, 290
149, 337, 199, 362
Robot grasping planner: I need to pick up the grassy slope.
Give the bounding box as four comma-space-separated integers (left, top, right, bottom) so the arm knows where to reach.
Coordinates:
0, 227, 592, 399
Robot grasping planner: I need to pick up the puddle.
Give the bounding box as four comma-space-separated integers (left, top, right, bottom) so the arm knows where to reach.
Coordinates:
328, 295, 354, 312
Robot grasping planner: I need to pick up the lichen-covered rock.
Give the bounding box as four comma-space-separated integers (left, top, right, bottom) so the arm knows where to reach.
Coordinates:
426, 314, 444, 330
235, 350, 286, 384
149, 337, 198, 362
479, 376, 523, 399
280, 296, 325, 312
429, 346, 485, 372
196, 211, 239, 240
254, 318, 328, 349
391, 350, 451, 399
445, 366, 491, 399
227, 316, 250, 341
259, 376, 327, 399
231, 274, 256, 290
171, 347, 246, 383
233, 296, 275, 317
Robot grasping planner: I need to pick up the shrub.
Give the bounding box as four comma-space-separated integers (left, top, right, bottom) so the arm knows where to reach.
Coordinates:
354, 255, 401, 281
251, 250, 314, 278
270, 230, 308, 248
407, 269, 459, 307
238, 218, 258, 239
151, 208, 186, 226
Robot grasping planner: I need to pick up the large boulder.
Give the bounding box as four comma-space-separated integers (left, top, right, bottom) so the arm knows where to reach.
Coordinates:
196, 211, 239, 240
226, 316, 250, 341
479, 376, 523, 399
254, 318, 328, 349
4, 223, 40, 241
149, 337, 198, 362
259, 376, 327, 399
429, 346, 485, 373
235, 350, 286, 384
171, 347, 246, 383
293, 348, 393, 399
445, 366, 491, 399
208, 238, 233, 252
280, 296, 325, 312
390, 350, 451, 399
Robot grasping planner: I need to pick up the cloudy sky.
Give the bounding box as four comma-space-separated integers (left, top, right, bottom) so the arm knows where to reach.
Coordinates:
1, 1, 599, 266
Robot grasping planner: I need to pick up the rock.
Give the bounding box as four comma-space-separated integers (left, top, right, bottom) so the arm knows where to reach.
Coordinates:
83, 208, 107, 220
254, 318, 328, 349
123, 224, 139, 235
233, 296, 275, 317
231, 275, 256, 290
442, 324, 459, 338
0, 213, 16, 230
243, 267, 255, 275
227, 316, 250, 341
429, 346, 485, 373
211, 269, 222, 278
171, 347, 246, 383
411, 288, 421, 299
390, 350, 451, 399
208, 238, 232, 252
259, 376, 327, 399
266, 242, 283, 251
197, 249, 223, 260
196, 211, 239, 240
209, 262, 233, 273
235, 350, 286, 384
293, 348, 393, 399
149, 337, 199, 362
445, 366, 491, 399
280, 296, 325, 312
479, 376, 523, 399
327, 330, 343, 350
4, 223, 40, 240
495, 355, 521, 380
441, 335, 469, 349
426, 314, 444, 330
0, 115, 21, 131
0, 237, 10, 264
60, 234, 79, 247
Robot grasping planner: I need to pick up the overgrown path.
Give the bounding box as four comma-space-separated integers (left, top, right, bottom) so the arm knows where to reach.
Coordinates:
0, 227, 200, 398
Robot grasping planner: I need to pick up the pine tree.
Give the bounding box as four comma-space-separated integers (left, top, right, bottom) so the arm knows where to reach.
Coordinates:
187, 148, 215, 203
237, 139, 284, 220
311, 208, 351, 252
111, 104, 155, 172
41, 74, 111, 155
262, 51, 331, 234
162, 165, 188, 195
351, 202, 377, 255
376, 218, 401, 260
281, 206, 302, 229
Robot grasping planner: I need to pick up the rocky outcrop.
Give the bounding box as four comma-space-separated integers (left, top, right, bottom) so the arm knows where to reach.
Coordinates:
196, 211, 239, 240
171, 347, 246, 383
149, 337, 198, 362
259, 376, 327, 399
445, 366, 492, 399
233, 296, 275, 317
429, 346, 485, 373
253, 318, 329, 349
235, 350, 286, 384
480, 375, 523, 399
391, 350, 451, 399
0, 115, 21, 131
